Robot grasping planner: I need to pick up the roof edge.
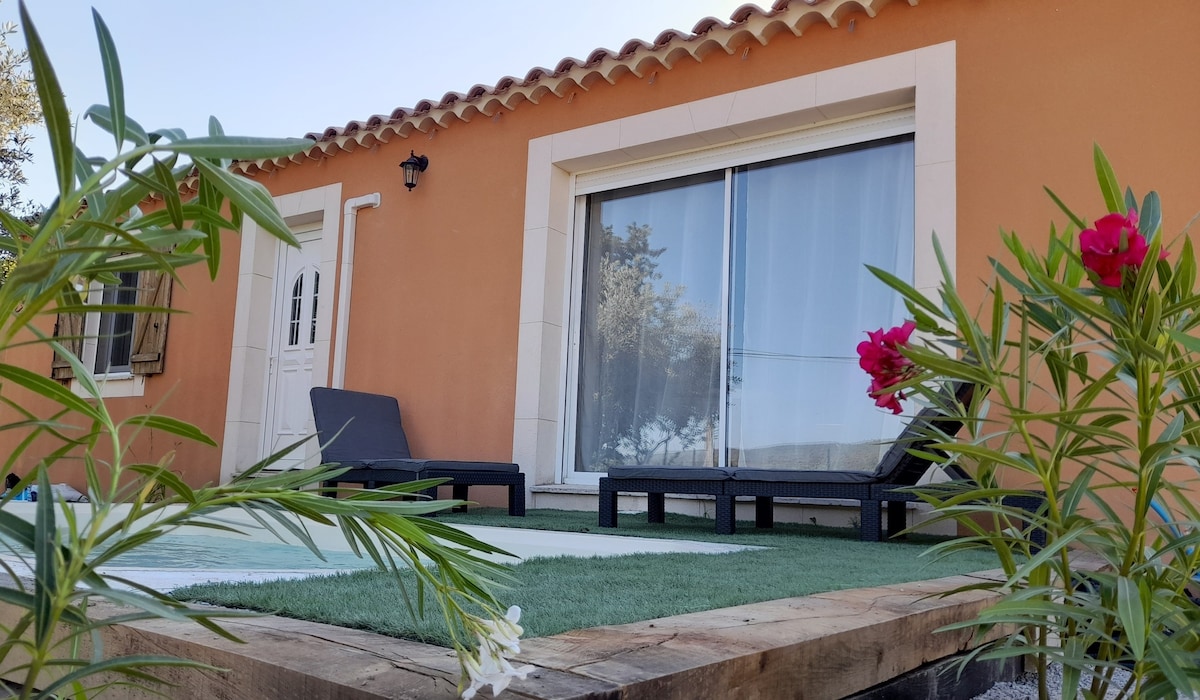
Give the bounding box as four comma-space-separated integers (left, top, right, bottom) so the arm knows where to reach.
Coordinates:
234, 0, 917, 177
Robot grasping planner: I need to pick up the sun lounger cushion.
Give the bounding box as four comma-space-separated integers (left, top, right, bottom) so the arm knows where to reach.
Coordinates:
606, 466, 734, 481
419, 460, 520, 473
731, 469, 876, 483
330, 458, 426, 472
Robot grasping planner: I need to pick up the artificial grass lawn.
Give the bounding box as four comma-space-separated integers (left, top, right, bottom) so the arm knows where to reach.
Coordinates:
173, 508, 1000, 647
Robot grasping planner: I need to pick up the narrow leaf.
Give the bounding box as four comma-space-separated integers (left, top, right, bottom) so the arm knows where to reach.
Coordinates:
19, 2, 75, 197
33, 468, 56, 648
126, 464, 196, 504
1115, 576, 1147, 660
0, 363, 104, 421
192, 158, 298, 247
122, 415, 217, 446
152, 158, 184, 228
1139, 190, 1162, 239
92, 9, 124, 147
1043, 186, 1087, 231
1093, 144, 1123, 213
167, 135, 310, 160
84, 104, 148, 146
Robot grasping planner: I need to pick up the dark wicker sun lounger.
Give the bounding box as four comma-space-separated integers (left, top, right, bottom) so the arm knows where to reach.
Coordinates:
310, 387, 525, 516
599, 383, 1042, 540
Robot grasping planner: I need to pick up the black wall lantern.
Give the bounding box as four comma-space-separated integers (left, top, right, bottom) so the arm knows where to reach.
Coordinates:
400, 151, 429, 190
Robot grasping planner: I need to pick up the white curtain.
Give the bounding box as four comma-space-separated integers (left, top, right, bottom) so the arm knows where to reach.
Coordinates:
726, 138, 914, 469
575, 137, 915, 473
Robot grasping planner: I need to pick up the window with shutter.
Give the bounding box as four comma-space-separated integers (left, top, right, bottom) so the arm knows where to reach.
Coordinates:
130, 270, 171, 375
50, 312, 85, 381
50, 269, 173, 395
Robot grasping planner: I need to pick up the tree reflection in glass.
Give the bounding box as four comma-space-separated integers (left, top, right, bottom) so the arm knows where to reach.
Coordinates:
576, 173, 724, 471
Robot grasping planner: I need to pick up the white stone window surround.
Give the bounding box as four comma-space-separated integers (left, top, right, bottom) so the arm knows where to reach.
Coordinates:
220, 183, 342, 482
513, 41, 956, 487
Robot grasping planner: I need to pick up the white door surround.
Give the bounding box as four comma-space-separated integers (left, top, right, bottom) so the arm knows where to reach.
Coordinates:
221, 183, 342, 482
513, 42, 958, 489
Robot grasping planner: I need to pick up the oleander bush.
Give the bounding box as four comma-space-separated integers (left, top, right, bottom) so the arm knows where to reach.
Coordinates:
859, 146, 1200, 699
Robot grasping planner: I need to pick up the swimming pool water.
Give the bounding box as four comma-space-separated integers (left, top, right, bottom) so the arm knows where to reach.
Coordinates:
5, 534, 380, 572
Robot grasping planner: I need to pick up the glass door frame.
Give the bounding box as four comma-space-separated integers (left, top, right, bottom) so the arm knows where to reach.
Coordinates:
558, 110, 916, 485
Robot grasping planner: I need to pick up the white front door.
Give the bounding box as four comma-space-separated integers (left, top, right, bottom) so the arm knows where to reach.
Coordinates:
262, 228, 322, 470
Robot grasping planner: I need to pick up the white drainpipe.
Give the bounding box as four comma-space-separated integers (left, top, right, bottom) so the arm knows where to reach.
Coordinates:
332, 193, 381, 389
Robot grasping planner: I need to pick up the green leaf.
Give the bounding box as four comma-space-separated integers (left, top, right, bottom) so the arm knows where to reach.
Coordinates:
118, 165, 169, 200
92, 9, 124, 147
1147, 633, 1193, 693
20, 2, 75, 198
150, 127, 187, 143
84, 104, 149, 146
1060, 663, 1081, 700
166, 135, 310, 160
122, 415, 216, 447
152, 158, 184, 229
38, 655, 221, 699
234, 502, 326, 561
1094, 143, 1123, 213
1043, 186, 1087, 231
0, 363, 104, 422
1115, 576, 1147, 660
207, 116, 230, 168
1170, 329, 1200, 354
132, 203, 237, 233
0, 207, 34, 242
192, 158, 298, 247
865, 264, 943, 318
126, 464, 196, 504
0, 508, 37, 551
1139, 190, 1162, 239
33, 468, 56, 648
1123, 185, 1138, 216
196, 176, 222, 278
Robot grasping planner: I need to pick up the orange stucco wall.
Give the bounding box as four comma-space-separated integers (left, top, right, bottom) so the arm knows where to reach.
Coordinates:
2, 1, 1196, 505
0, 246, 239, 489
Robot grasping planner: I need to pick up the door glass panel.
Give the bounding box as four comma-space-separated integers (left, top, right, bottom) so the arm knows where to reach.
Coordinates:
288, 276, 303, 347
309, 270, 320, 345
726, 137, 914, 469
575, 172, 725, 472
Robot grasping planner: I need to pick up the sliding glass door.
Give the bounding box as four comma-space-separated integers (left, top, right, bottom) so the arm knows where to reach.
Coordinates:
573, 135, 914, 474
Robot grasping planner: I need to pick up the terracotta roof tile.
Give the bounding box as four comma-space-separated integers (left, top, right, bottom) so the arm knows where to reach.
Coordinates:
235, 0, 914, 175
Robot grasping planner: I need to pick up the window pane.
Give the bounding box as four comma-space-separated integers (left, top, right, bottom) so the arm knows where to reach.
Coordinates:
575, 173, 725, 472
726, 137, 914, 469
288, 276, 303, 347
93, 271, 138, 374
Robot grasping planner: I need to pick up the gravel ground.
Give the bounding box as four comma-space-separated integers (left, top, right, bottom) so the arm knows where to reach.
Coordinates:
973, 664, 1133, 699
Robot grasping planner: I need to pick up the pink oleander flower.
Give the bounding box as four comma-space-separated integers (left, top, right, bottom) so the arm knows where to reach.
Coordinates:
857, 320, 916, 415
869, 377, 905, 414
1080, 211, 1164, 287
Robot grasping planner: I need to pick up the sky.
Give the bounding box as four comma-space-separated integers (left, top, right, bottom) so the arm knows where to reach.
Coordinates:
2, 0, 750, 206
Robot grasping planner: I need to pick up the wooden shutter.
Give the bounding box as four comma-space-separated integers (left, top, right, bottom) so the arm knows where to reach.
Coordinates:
50, 312, 85, 381
130, 270, 172, 375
